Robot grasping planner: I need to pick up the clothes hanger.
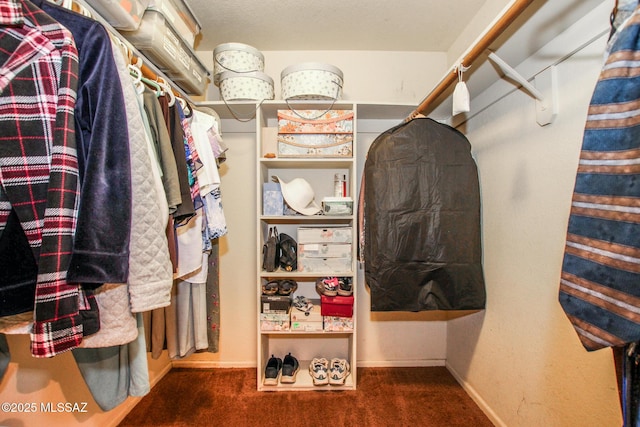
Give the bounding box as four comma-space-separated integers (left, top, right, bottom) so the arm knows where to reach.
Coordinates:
128, 64, 146, 95
141, 77, 165, 98
176, 95, 190, 116
156, 77, 175, 107
70, 0, 91, 16
131, 57, 164, 97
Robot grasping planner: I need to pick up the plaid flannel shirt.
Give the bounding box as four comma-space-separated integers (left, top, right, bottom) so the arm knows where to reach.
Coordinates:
0, 0, 84, 357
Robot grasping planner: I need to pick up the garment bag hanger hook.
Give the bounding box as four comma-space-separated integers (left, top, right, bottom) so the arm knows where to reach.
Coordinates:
455, 63, 471, 79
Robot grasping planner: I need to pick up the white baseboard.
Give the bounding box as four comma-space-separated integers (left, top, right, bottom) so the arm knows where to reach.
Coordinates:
171, 360, 256, 369
446, 361, 505, 427
171, 359, 446, 369
356, 359, 445, 368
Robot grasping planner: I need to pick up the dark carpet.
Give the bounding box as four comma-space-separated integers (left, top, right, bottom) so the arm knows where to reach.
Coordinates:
119, 367, 494, 427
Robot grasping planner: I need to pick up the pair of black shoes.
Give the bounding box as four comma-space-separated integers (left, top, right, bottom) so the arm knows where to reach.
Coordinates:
263, 353, 299, 385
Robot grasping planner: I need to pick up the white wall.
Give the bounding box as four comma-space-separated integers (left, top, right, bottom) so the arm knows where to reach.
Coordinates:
447, 3, 622, 426
205, 50, 446, 105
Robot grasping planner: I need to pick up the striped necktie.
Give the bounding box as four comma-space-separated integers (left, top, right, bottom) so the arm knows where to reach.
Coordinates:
560, 6, 640, 351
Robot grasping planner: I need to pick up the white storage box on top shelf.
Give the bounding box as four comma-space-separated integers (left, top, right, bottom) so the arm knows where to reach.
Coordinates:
213, 42, 265, 86
120, 9, 209, 95
218, 71, 274, 101
147, 0, 201, 47
281, 62, 343, 100
86, 0, 150, 30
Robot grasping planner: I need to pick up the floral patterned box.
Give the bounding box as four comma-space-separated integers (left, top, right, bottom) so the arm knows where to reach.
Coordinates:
323, 316, 354, 332
277, 109, 353, 158
260, 311, 290, 331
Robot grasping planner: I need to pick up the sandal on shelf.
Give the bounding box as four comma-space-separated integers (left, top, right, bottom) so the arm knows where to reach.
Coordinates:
262, 280, 280, 296
316, 277, 339, 296
337, 277, 353, 296
278, 279, 298, 296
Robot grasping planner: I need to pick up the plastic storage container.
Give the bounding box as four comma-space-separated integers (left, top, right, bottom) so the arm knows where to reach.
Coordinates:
281, 62, 344, 100
218, 71, 274, 101
147, 0, 201, 47
120, 9, 209, 95
86, 0, 150, 30
213, 43, 265, 86
171, 50, 208, 95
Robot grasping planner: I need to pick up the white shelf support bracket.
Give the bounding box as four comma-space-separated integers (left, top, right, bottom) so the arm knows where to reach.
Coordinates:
487, 51, 544, 99
487, 51, 557, 126
534, 65, 559, 126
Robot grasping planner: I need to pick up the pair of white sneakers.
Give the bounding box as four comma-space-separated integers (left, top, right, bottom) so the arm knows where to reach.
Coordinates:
309, 357, 350, 386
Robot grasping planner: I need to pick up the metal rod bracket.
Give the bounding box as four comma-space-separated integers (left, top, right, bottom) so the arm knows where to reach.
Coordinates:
534, 66, 559, 126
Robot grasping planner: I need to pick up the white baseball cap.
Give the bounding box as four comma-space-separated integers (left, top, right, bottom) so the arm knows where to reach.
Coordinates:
273, 176, 321, 216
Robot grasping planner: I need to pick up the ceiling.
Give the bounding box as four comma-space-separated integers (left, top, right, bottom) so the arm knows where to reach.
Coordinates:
186, 0, 490, 52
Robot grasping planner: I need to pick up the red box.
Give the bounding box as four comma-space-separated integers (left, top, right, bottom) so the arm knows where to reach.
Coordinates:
321, 295, 354, 317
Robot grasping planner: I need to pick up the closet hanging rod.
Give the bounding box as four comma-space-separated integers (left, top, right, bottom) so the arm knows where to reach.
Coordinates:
407, 0, 535, 120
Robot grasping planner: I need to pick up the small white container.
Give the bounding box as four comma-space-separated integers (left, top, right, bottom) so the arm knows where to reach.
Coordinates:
281, 62, 343, 100
218, 71, 274, 101
322, 197, 353, 216
213, 43, 264, 86
334, 174, 346, 197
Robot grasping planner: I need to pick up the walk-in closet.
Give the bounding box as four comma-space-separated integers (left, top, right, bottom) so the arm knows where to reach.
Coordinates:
0, 0, 633, 426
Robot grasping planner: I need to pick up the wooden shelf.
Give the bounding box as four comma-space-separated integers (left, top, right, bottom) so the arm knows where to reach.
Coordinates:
258, 359, 355, 392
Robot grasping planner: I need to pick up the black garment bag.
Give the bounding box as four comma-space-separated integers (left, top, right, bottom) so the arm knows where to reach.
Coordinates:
363, 117, 486, 311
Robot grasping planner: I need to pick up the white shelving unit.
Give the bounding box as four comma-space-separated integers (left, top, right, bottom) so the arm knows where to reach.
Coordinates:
257, 101, 358, 391
198, 99, 415, 391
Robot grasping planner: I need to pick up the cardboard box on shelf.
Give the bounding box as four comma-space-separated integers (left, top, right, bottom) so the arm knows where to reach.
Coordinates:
277, 110, 353, 158
260, 310, 290, 331
290, 299, 322, 331
261, 294, 291, 313
297, 227, 352, 244
323, 316, 354, 332
290, 300, 322, 323
262, 182, 283, 216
